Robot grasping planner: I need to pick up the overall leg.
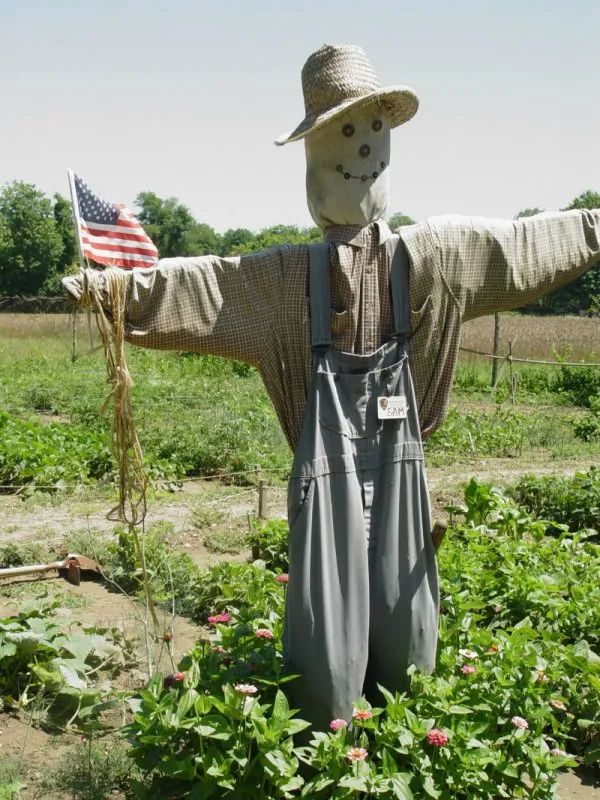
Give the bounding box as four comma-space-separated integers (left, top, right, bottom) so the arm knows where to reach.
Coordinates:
285, 469, 370, 731
364, 459, 439, 700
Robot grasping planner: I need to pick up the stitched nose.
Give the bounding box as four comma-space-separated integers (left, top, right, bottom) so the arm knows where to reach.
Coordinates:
359, 144, 370, 158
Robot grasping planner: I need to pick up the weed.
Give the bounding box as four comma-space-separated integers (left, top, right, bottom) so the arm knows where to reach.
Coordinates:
203, 528, 248, 555
36, 738, 139, 800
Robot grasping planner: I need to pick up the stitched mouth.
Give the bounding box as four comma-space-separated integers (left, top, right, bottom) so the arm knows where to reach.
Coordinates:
336, 162, 386, 182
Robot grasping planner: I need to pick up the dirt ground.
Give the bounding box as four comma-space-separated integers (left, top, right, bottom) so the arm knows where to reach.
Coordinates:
1, 460, 598, 798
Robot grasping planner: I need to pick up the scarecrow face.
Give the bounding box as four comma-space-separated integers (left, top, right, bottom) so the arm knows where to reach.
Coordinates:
304, 103, 391, 228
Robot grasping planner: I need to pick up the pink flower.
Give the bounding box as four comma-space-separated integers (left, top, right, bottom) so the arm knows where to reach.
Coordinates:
207, 613, 231, 625
461, 665, 477, 675
234, 683, 258, 695
511, 716, 529, 730
211, 646, 227, 654
163, 671, 186, 689
346, 747, 368, 762
459, 648, 478, 660
329, 718, 348, 731
352, 708, 373, 721
551, 748, 568, 757
550, 700, 567, 711
255, 628, 274, 639
427, 729, 449, 747
276, 574, 289, 583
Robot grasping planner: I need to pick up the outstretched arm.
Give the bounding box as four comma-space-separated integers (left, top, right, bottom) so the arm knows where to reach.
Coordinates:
423, 210, 600, 320
63, 248, 286, 366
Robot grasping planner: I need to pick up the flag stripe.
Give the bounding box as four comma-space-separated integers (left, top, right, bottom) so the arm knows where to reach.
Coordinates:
81, 242, 158, 265
80, 234, 158, 258
80, 227, 158, 252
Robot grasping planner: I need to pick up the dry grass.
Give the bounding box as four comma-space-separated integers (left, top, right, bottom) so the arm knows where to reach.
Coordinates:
0, 313, 74, 339
1, 312, 599, 363
461, 314, 600, 363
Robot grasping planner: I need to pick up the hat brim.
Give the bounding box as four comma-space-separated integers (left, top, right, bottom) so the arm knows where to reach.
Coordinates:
274, 85, 418, 146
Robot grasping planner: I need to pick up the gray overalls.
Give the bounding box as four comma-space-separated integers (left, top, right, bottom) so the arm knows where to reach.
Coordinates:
284, 237, 440, 731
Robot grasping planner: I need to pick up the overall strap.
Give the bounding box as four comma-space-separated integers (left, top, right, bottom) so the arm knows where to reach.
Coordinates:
308, 243, 332, 349
386, 234, 411, 340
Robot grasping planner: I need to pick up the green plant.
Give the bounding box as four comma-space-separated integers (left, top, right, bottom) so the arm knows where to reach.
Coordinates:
510, 468, 600, 533
248, 518, 289, 571
37, 738, 139, 800
123, 480, 600, 797
0, 594, 134, 725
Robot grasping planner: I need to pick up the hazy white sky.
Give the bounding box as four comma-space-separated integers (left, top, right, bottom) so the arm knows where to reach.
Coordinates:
2, 0, 599, 232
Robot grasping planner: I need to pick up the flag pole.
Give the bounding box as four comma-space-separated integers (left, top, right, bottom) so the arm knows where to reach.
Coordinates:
67, 169, 86, 270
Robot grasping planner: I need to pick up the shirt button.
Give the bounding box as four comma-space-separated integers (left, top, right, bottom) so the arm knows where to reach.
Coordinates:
366, 266, 374, 274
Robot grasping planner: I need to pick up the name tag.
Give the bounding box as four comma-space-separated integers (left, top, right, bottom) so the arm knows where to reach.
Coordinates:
377, 395, 408, 420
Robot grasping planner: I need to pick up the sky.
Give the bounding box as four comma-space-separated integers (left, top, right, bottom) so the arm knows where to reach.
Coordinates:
1, 0, 599, 233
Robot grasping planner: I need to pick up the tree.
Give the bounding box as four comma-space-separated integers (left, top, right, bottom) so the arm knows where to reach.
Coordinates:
0, 182, 64, 296
220, 228, 254, 257
134, 192, 199, 258
515, 207, 544, 219
562, 190, 600, 211
387, 212, 415, 229
53, 193, 78, 272
237, 225, 321, 254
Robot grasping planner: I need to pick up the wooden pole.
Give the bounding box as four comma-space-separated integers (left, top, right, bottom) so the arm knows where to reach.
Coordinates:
508, 340, 516, 407
491, 313, 501, 387
71, 309, 78, 363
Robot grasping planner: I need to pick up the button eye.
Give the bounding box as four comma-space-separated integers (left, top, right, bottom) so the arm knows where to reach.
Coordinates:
372, 119, 382, 132
359, 144, 371, 158
342, 123, 355, 137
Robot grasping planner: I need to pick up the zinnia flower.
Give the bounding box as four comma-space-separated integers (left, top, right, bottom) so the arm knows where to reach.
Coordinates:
550, 700, 567, 711
461, 665, 477, 674
427, 729, 448, 747
276, 574, 289, 583
234, 683, 258, 695
458, 648, 478, 660
255, 628, 274, 639
163, 671, 186, 689
207, 613, 232, 625
329, 718, 347, 731
346, 747, 368, 762
352, 708, 373, 721
511, 716, 529, 730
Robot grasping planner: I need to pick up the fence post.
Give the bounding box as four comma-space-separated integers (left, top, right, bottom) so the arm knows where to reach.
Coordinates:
491, 313, 501, 387
256, 465, 268, 519
508, 340, 516, 407
71, 309, 78, 364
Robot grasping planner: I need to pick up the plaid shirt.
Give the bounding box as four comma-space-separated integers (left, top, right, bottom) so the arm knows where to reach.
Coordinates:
64, 210, 600, 449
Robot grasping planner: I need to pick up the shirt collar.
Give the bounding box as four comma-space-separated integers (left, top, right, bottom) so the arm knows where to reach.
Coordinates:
323, 219, 392, 248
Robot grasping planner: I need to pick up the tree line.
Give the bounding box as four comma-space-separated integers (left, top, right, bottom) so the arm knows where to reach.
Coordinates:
0, 181, 598, 314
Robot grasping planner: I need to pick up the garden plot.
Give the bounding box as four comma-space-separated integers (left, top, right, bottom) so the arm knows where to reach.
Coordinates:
0, 313, 599, 797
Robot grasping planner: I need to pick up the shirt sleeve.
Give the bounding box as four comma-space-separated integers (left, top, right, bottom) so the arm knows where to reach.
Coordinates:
62, 247, 286, 366
424, 210, 600, 321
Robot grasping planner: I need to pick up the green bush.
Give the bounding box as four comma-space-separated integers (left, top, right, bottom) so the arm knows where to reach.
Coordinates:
510, 468, 600, 533
248, 518, 289, 571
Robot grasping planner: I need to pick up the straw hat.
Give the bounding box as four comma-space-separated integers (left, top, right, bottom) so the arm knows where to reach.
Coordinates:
274, 44, 418, 146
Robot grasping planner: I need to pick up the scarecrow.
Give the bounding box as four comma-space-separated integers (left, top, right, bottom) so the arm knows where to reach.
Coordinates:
65, 44, 600, 731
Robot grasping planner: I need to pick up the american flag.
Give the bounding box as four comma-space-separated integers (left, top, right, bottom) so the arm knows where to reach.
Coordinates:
71, 172, 158, 269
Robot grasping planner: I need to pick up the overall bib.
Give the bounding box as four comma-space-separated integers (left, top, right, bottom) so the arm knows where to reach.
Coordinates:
284, 237, 440, 731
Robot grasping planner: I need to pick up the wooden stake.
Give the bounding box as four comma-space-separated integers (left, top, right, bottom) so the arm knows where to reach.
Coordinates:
491, 312, 501, 387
